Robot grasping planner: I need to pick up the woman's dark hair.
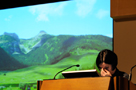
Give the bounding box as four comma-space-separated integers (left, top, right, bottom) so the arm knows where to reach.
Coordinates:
96, 49, 118, 70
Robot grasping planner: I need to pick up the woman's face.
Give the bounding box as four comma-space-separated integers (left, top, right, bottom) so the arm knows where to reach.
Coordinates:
99, 62, 116, 76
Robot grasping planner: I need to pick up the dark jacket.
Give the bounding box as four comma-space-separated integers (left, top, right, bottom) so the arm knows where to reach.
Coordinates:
112, 68, 129, 80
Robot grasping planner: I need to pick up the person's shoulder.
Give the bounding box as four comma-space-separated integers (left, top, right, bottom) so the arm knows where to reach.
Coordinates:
119, 70, 129, 80
115, 68, 129, 80
123, 72, 129, 80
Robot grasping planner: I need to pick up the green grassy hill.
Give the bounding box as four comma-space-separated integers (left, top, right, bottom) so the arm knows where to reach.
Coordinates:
0, 49, 99, 83
0, 33, 112, 71
0, 34, 112, 90
0, 47, 27, 71
13, 35, 112, 66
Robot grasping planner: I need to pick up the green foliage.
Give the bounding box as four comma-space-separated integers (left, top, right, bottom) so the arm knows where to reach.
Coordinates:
0, 87, 4, 90
4, 34, 112, 66
19, 83, 26, 90
0, 83, 36, 90
19, 83, 33, 90
6, 85, 12, 90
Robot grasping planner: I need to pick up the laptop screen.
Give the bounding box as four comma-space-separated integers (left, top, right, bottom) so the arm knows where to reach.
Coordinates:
62, 69, 100, 78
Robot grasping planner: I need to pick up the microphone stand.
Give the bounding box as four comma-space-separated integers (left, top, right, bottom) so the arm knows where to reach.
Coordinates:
53, 64, 80, 79
129, 65, 136, 81
128, 65, 136, 90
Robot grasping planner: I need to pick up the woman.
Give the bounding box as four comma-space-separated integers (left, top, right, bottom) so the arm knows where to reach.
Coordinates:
96, 49, 129, 79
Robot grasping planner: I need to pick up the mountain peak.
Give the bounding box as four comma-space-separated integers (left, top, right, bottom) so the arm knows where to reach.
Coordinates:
4, 32, 19, 40
39, 30, 47, 35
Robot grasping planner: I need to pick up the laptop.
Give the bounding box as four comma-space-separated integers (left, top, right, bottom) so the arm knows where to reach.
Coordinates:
62, 69, 100, 78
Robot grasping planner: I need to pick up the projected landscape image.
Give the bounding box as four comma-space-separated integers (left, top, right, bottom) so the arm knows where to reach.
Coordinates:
0, 0, 112, 90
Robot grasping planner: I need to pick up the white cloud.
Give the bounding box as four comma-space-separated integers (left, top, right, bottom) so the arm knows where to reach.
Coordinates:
29, 2, 67, 22
96, 9, 109, 19
75, 0, 96, 17
5, 15, 12, 21
37, 13, 49, 21
106, 34, 113, 38
54, 2, 67, 15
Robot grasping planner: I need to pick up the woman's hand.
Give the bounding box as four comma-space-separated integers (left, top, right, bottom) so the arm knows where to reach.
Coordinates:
100, 68, 112, 77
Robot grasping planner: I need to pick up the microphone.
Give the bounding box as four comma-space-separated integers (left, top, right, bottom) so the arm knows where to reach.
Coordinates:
128, 65, 136, 81
53, 64, 80, 79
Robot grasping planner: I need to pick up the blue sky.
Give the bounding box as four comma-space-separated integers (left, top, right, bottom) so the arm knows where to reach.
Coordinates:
0, 0, 112, 39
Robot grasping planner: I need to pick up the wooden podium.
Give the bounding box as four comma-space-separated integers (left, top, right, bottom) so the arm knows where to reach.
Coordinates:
37, 76, 136, 90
